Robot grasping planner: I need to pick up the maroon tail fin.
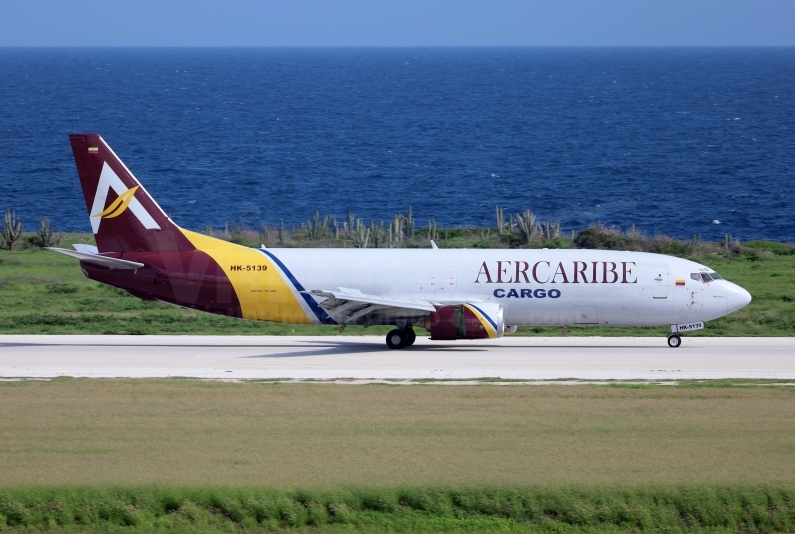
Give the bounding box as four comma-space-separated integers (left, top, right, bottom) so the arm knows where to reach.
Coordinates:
69, 134, 193, 253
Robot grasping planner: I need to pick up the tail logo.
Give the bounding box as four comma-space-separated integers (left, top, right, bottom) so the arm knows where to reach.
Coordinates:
92, 186, 139, 219
89, 162, 161, 234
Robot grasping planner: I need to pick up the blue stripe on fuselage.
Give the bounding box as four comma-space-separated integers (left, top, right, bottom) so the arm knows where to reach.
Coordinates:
256, 249, 336, 324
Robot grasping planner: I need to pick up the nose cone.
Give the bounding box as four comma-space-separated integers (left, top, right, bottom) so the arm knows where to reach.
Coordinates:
726, 283, 752, 314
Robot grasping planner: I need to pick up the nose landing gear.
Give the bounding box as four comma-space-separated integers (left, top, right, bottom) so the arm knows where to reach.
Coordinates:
386, 327, 416, 349
667, 334, 681, 348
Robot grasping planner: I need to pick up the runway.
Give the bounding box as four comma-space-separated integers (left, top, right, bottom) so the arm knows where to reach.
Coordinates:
0, 335, 793, 380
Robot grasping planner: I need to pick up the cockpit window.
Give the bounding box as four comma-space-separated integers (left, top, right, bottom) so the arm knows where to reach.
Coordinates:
700, 273, 714, 283
690, 273, 700, 281
710, 272, 723, 280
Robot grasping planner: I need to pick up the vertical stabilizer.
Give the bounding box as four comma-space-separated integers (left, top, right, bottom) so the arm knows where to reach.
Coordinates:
69, 134, 193, 253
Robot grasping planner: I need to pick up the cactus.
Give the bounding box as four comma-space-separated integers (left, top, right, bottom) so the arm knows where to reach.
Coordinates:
391, 214, 404, 244
346, 212, 355, 239
352, 218, 370, 248
405, 206, 414, 238
371, 220, 386, 248
513, 210, 537, 245
539, 220, 560, 242
3, 209, 23, 250
332, 217, 339, 240
37, 217, 61, 247
536, 220, 561, 242
260, 226, 270, 246
428, 217, 437, 242
307, 212, 330, 240
278, 219, 287, 247
496, 205, 505, 235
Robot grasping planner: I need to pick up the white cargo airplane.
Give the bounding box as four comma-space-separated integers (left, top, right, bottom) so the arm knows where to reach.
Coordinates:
51, 134, 752, 349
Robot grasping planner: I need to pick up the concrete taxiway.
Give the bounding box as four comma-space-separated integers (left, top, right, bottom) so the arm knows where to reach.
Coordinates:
0, 335, 793, 380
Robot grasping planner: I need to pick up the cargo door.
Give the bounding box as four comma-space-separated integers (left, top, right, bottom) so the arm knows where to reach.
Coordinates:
574, 305, 599, 324
652, 264, 668, 299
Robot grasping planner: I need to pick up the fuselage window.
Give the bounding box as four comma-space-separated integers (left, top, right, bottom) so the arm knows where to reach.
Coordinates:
700, 273, 714, 283
690, 273, 700, 281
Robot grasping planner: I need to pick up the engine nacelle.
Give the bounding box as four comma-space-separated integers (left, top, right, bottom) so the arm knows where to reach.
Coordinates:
421, 303, 505, 340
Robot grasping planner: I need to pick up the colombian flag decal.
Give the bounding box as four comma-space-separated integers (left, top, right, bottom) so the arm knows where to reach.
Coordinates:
676, 279, 686, 286
88, 147, 99, 154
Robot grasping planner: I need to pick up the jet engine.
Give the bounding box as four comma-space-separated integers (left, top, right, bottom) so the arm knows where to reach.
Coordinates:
421, 303, 505, 340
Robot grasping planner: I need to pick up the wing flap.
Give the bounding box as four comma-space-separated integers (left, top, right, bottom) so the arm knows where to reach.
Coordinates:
304, 289, 436, 312
303, 289, 436, 324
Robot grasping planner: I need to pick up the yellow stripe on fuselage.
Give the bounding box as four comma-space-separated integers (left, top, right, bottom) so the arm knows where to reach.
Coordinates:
181, 229, 311, 324
463, 304, 499, 338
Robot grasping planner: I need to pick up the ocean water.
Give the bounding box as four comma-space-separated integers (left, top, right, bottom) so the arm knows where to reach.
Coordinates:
0, 47, 793, 242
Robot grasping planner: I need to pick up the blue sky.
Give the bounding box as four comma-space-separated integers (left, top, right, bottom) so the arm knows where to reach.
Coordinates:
1, 0, 793, 46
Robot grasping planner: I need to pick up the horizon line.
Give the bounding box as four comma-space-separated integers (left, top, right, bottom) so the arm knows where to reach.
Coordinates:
1, 45, 794, 49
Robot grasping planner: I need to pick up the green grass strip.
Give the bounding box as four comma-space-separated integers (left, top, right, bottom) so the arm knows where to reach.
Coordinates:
2, 232, 795, 336
1, 486, 795, 532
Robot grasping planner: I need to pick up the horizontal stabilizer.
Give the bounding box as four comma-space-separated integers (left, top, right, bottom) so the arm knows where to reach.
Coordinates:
46, 247, 145, 271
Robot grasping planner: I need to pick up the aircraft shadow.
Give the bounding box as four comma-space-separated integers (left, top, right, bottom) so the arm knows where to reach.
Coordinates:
242, 341, 489, 359
240, 340, 670, 358
0, 341, 670, 356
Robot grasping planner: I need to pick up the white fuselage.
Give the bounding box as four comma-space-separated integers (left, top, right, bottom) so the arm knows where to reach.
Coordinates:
268, 248, 751, 328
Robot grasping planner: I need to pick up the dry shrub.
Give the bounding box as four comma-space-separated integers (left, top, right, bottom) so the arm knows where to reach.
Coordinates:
574, 224, 733, 260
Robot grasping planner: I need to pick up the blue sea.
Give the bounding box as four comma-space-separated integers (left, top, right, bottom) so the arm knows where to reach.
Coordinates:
0, 48, 793, 242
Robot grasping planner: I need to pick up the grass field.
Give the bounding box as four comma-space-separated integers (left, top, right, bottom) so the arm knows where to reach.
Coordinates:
2, 380, 794, 488
0, 232, 793, 336
1, 380, 795, 532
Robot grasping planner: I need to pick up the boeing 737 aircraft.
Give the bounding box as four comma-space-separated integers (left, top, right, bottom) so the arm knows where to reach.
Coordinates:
50, 134, 752, 349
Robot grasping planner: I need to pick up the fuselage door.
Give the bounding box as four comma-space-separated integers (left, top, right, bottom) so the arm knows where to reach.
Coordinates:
652, 264, 668, 299
428, 271, 438, 291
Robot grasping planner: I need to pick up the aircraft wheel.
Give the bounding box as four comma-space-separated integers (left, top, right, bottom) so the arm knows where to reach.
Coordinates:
386, 329, 406, 349
403, 328, 416, 346
667, 335, 681, 348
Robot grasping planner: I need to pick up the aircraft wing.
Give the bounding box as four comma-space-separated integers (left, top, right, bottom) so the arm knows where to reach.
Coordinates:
302, 288, 436, 324
47, 247, 145, 271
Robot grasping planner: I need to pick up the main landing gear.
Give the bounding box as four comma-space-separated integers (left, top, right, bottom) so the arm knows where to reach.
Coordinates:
386, 327, 416, 350
667, 334, 681, 348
